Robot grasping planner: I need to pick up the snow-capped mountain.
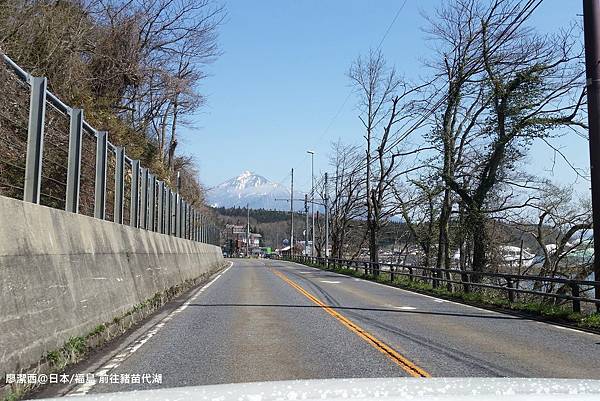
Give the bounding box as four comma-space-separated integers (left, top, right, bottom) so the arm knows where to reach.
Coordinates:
207, 171, 291, 210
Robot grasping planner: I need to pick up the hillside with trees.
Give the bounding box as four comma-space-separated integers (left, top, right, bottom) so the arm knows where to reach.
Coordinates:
0, 0, 225, 206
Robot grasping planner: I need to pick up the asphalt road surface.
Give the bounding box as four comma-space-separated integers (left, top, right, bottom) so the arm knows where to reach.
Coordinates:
62, 258, 600, 395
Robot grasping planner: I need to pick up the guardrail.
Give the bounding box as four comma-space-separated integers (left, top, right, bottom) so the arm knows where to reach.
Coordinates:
0, 53, 219, 245
282, 255, 600, 313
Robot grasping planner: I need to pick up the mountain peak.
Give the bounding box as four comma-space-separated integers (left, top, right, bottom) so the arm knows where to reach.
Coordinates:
208, 171, 290, 210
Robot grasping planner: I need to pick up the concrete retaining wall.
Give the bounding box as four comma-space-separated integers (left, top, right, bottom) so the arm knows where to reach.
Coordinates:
0, 195, 224, 378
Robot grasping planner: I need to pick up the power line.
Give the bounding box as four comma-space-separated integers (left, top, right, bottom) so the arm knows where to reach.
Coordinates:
312, 0, 409, 151
375, 0, 408, 51
351, 0, 545, 174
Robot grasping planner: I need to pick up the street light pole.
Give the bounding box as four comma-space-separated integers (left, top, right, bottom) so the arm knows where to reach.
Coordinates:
584, 0, 600, 310
305, 194, 309, 256
307, 150, 315, 257
290, 168, 294, 256
246, 203, 250, 257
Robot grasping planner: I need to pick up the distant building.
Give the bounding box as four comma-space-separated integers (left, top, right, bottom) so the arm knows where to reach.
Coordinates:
223, 224, 262, 256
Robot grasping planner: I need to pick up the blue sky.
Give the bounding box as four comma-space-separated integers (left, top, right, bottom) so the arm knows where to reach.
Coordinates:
179, 0, 589, 195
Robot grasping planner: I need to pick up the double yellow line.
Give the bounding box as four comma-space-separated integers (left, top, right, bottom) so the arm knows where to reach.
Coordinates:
273, 269, 430, 378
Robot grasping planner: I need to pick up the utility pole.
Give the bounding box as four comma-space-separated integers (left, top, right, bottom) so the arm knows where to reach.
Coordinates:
584, 0, 600, 310
290, 168, 294, 256
325, 172, 329, 261
305, 193, 309, 256
307, 150, 315, 257
246, 203, 250, 257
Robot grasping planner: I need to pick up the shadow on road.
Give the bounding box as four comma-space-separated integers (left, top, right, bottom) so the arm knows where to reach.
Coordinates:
184, 303, 522, 320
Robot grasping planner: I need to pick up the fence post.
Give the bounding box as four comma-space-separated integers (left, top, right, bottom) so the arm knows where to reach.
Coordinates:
24, 77, 47, 204
183, 202, 188, 239
200, 214, 204, 242
130, 160, 140, 228
140, 168, 148, 229
114, 146, 125, 224
158, 181, 165, 234
178, 198, 184, 238
462, 272, 471, 293
197, 212, 201, 242
166, 188, 172, 234
571, 283, 581, 313
192, 209, 196, 241
174, 194, 180, 237
149, 174, 156, 231
65, 108, 83, 212
191, 209, 195, 241
199, 213, 203, 242
94, 131, 108, 219
187, 204, 191, 239
506, 278, 515, 303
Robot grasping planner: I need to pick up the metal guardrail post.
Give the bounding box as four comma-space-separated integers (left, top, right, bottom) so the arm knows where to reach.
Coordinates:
176, 195, 181, 237
174, 194, 180, 237
24, 77, 47, 204
185, 203, 189, 239
189, 207, 193, 240
130, 160, 140, 228
140, 168, 148, 229
197, 212, 201, 242
201, 214, 204, 242
192, 209, 195, 241
66, 108, 83, 213
506, 278, 515, 303
149, 174, 156, 231
186, 205, 189, 240
158, 181, 165, 234
571, 283, 581, 313
94, 131, 108, 219
186, 203, 191, 239
195, 211, 200, 241
114, 146, 125, 224
191, 209, 195, 241
167, 188, 172, 235
180, 198, 185, 238
180, 199, 184, 238
193, 210, 198, 241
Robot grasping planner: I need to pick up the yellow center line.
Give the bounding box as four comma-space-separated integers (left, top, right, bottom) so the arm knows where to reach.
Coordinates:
272, 269, 431, 378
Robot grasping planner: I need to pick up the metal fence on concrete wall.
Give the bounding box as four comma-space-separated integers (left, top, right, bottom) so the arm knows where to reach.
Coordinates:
0, 53, 219, 245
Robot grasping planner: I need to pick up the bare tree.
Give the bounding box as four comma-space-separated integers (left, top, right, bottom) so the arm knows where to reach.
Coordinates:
325, 141, 365, 259
525, 184, 592, 290
394, 173, 442, 269
425, 0, 585, 280
349, 50, 423, 273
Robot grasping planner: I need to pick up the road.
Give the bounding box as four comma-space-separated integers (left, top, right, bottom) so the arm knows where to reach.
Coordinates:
65, 258, 600, 395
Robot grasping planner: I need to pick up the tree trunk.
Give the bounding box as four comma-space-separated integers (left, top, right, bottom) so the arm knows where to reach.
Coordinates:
368, 219, 379, 276
167, 96, 179, 172
435, 187, 452, 285
470, 210, 487, 283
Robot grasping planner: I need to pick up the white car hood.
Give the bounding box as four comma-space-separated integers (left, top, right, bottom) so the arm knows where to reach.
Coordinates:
39, 377, 600, 401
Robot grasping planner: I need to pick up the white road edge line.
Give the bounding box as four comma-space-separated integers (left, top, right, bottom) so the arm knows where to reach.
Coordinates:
280, 260, 599, 338
67, 261, 234, 396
